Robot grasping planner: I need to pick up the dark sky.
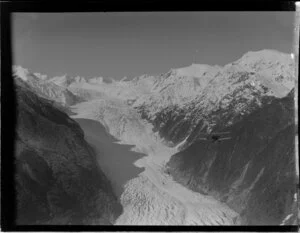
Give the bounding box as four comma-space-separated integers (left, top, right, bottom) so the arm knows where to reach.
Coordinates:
12, 12, 295, 80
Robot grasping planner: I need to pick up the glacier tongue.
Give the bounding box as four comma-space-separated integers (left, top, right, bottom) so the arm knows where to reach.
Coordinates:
71, 98, 240, 225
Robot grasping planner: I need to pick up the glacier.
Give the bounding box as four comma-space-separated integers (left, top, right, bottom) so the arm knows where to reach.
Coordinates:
71, 97, 240, 225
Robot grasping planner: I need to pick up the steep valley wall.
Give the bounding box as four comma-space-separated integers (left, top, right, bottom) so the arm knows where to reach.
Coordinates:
14, 79, 122, 225
166, 90, 298, 225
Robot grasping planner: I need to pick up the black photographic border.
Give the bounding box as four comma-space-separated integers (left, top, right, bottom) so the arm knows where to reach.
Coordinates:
1, 0, 298, 232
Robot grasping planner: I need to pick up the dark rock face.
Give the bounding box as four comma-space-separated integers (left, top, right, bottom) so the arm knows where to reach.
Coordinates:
166, 90, 297, 225
14, 79, 122, 225
138, 92, 275, 149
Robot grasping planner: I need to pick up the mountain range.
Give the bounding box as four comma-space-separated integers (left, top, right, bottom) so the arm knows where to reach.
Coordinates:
12, 49, 297, 225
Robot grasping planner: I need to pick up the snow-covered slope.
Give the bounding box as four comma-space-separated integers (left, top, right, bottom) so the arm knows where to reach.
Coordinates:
134, 50, 294, 112
13, 66, 84, 107
132, 50, 295, 147
235, 50, 295, 94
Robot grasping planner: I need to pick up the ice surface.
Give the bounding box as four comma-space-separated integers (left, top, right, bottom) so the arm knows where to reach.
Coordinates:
71, 99, 240, 225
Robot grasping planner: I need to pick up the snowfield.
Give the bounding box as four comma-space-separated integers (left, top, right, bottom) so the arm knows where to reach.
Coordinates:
71, 99, 240, 225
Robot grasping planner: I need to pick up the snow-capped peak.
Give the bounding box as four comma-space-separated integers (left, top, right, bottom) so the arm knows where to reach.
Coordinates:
232, 49, 295, 95
88, 77, 104, 84
48, 74, 87, 87
74, 76, 87, 83
13, 65, 49, 81
13, 65, 30, 81
172, 64, 218, 78
120, 76, 129, 82
33, 72, 48, 80
235, 49, 293, 71
48, 74, 69, 86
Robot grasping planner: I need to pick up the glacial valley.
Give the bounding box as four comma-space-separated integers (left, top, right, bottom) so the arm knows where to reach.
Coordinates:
12, 49, 298, 225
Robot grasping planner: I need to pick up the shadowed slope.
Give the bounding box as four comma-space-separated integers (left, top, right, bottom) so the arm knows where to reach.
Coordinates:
166, 90, 297, 225
14, 78, 122, 225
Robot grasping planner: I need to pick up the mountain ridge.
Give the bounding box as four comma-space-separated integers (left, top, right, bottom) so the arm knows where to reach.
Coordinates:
13, 49, 294, 87
165, 89, 297, 225
14, 78, 122, 224
13, 49, 295, 149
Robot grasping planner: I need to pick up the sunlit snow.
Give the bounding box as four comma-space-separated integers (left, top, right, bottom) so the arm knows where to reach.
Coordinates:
71, 98, 240, 225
